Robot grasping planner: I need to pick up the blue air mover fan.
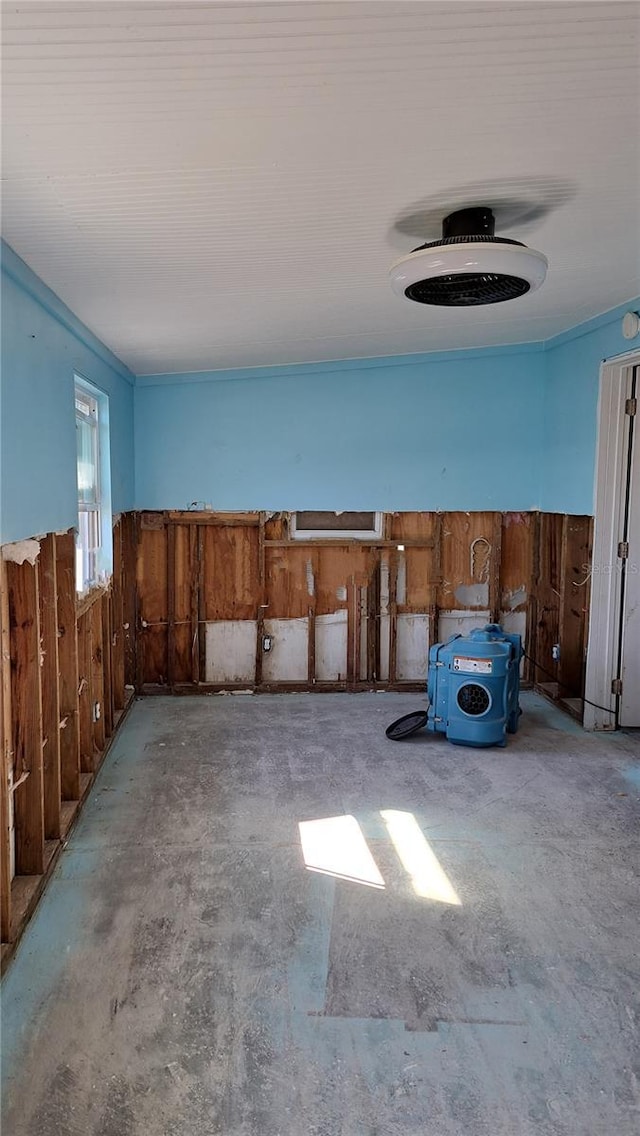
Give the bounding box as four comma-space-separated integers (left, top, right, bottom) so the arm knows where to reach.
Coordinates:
386, 624, 522, 748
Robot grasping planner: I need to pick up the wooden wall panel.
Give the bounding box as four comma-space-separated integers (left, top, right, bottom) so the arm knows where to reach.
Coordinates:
137, 523, 168, 685
7, 559, 45, 877
265, 546, 313, 619
533, 513, 564, 687
55, 533, 81, 802
438, 512, 497, 611
112, 520, 125, 711
77, 610, 94, 774
102, 594, 114, 737
559, 516, 593, 696
202, 525, 259, 620
172, 523, 193, 684
90, 599, 106, 753
0, 563, 13, 942
121, 512, 138, 690
501, 513, 533, 611
38, 535, 61, 841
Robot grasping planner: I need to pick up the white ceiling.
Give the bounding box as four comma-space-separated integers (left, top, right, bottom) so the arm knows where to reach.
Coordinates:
2, 1, 639, 375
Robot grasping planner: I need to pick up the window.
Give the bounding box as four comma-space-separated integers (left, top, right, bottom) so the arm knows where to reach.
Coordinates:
75, 377, 112, 592
290, 512, 384, 540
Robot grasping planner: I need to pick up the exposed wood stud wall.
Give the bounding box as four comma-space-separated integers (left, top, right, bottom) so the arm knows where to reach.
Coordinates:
529, 513, 593, 710
133, 510, 591, 699
0, 519, 132, 965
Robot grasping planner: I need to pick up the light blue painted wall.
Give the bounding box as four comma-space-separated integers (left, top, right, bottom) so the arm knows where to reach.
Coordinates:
134, 346, 547, 513
540, 299, 640, 515
2, 229, 636, 534
0, 243, 135, 544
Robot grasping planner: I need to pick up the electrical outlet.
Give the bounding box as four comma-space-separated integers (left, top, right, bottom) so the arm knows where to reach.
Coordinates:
552, 644, 560, 661
262, 635, 273, 652
93, 701, 101, 722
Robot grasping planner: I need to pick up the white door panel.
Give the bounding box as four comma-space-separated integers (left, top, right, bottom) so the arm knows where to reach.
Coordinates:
621, 403, 640, 726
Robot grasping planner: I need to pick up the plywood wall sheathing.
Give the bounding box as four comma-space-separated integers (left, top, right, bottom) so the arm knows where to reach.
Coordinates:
0, 561, 13, 942
6, 557, 45, 877
131, 510, 592, 699
55, 532, 81, 803
137, 522, 169, 685
38, 535, 61, 842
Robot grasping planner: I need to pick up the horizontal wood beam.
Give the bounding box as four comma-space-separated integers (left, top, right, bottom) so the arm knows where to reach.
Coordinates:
167, 511, 260, 526
264, 538, 436, 549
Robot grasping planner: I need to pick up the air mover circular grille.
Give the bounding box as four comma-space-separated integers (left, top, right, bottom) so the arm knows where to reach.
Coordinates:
405, 272, 530, 306
457, 683, 491, 716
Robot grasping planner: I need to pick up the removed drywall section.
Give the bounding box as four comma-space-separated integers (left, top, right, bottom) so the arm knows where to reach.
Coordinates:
0, 242, 135, 544
133, 509, 542, 694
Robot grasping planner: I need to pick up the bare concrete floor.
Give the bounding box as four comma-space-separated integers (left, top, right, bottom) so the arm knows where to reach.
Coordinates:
2, 691, 640, 1136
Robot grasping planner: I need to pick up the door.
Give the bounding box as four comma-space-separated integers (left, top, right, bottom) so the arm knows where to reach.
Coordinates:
585, 355, 640, 729
620, 365, 639, 726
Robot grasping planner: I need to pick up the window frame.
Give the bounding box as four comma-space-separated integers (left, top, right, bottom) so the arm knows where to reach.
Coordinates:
290, 511, 384, 541
74, 375, 112, 594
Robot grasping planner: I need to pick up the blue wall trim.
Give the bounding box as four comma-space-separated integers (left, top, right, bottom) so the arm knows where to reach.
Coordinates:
1, 241, 135, 386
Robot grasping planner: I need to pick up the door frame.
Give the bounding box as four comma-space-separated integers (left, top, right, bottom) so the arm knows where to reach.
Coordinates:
584, 350, 640, 729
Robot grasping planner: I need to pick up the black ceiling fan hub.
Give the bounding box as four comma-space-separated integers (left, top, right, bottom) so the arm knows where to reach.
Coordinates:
443, 206, 496, 239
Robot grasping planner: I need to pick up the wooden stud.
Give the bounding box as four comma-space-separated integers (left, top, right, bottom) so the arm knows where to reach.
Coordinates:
121, 513, 138, 691
77, 611, 94, 774
7, 557, 45, 877
367, 553, 380, 684
166, 521, 176, 687
489, 513, 503, 625
190, 525, 200, 685
38, 535, 61, 841
90, 598, 105, 753
112, 520, 125, 711
255, 513, 266, 688
101, 592, 114, 738
307, 547, 318, 688
388, 552, 398, 686
0, 560, 13, 940
55, 532, 81, 801
197, 526, 206, 683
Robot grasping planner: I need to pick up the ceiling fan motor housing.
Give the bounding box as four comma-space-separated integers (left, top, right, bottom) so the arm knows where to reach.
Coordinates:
389, 207, 548, 306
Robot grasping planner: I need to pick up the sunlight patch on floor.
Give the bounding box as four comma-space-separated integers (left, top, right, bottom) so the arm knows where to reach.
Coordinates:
381, 809, 461, 905
298, 815, 385, 888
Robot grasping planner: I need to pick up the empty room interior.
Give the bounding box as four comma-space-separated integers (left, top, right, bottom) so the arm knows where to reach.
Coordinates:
1, 2, 640, 1134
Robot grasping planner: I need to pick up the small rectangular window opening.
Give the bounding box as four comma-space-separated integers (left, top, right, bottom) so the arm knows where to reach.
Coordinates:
290, 512, 383, 540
